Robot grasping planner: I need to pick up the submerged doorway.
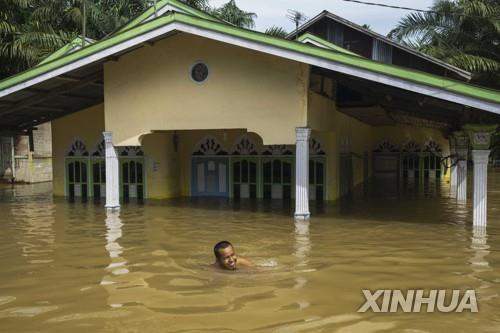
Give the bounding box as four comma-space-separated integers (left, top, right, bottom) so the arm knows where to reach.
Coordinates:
262, 158, 293, 200
232, 158, 258, 199
192, 157, 229, 197
66, 159, 88, 201
120, 159, 144, 201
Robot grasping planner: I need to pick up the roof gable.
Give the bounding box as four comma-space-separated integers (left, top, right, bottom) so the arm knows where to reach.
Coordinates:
297, 33, 360, 57
288, 10, 471, 80
0, 12, 498, 113
38, 36, 95, 66
115, 0, 220, 34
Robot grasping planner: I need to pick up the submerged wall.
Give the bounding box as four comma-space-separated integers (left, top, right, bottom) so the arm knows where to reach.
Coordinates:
51, 104, 105, 196
308, 91, 375, 200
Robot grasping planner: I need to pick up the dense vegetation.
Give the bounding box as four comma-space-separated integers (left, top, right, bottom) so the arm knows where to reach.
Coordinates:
389, 0, 500, 88
0, 0, 257, 78
1, 0, 499, 90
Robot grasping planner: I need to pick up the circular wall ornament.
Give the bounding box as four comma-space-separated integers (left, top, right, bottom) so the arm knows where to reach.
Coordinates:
190, 61, 209, 83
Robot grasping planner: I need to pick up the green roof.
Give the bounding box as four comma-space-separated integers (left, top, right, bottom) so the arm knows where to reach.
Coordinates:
0, 11, 499, 106
297, 33, 360, 57
115, 0, 220, 34
37, 36, 95, 66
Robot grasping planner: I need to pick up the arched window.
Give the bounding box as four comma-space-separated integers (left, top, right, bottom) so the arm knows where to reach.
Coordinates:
67, 138, 89, 156
373, 141, 399, 153
193, 136, 227, 155
231, 135, 258, 155
261, 145, 294, 156
119, 146, 144, 156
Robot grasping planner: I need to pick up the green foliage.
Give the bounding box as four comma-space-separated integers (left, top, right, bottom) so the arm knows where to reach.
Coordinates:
210, 0, 257, 29
265, 26, 288, 38
388, 0, 500, 88
0, 0, 258, 78
0, 0, 150, 78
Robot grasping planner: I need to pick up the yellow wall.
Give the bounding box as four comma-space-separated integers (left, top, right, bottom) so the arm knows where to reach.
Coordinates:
104, 33, 309, 146
141, 132, 181, 199
51, 104, 105, 196
308, 91, 375, 200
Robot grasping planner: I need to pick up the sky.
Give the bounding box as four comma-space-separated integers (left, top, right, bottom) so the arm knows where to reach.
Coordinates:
210, 0, 436, 36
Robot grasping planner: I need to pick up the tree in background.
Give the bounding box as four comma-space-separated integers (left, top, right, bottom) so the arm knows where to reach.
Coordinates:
0, 0, 150, 78
0, 0, 259, 78
210, 0, 257, 29
389, 0, 500, 89
265, 26, 288, 38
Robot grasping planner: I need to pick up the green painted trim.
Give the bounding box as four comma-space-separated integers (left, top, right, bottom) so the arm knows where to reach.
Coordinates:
38, 37, 95, 66
116, 0, 219, 34
297, 33, 360, 57
1, 12, 499, 105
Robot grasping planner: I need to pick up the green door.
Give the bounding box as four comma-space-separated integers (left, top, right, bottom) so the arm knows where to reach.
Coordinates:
66, 159, 89, 201
262, 158, 293, 200
232, 158, 258, 199
120, 158, 144, 201
91, 158, 106, 200
309, 158, 325, 201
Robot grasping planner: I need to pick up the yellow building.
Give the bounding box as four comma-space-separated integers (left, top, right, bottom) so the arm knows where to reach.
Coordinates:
0, 1, 498, 223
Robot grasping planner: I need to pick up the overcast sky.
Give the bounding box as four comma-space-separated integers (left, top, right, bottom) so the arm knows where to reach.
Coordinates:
210, 0, 436, 36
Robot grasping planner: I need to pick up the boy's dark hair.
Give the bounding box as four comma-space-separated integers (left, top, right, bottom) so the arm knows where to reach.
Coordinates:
214, 240, 233, 259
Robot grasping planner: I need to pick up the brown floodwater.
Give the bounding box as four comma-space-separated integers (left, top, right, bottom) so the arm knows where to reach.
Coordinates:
1, 172, 500, 333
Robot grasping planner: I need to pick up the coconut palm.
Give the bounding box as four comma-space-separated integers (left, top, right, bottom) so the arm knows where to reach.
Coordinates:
0, 0, 150, 78
388, 0, 500, 88
265, 26, 288, 38
180, 0, 209, 10
212, 0, 257, 29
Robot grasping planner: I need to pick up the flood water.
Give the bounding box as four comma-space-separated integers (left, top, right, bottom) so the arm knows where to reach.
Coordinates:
1, 172, 500, 333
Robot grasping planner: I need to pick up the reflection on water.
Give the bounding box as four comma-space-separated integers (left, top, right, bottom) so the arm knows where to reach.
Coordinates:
0, 172, 500, 332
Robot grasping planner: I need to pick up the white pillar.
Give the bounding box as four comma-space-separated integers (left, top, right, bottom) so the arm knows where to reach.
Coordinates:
295, 127, 311, 219
472, 150, 490, 227
456, 148, 468, 202
450, 145, 457, 198
103, 132, 120, 209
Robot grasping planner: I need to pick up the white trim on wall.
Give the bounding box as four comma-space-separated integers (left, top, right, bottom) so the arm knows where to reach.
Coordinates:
0, 22, 498, 114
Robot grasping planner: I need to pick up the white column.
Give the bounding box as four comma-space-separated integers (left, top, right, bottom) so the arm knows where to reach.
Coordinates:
456, 148, 468, 202
450, 145, 457, 198
295, 127, 311, 219
472, 150, 490, 227
103, 132, 120, 209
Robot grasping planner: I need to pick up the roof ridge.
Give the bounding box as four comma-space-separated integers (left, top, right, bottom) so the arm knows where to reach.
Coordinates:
288, 10, 472, 80
37, 36, 96, 66
0, 12, 498, 107
113, 0, 220, 35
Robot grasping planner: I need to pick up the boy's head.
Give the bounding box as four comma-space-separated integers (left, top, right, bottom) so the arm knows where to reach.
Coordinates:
214, 240, 237, 270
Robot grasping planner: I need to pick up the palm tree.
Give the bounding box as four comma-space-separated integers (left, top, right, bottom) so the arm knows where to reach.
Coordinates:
212, 0, 257, 29
0, 0, 150, 78
180, 0, 209, 10
388, 0, 500, 88
265, 26, 288, 38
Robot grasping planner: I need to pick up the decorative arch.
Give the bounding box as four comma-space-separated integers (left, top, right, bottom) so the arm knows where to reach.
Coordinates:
261, 144, 294, 156
67, 138, 89, 156
92, 139, 105, 157
231, 135, 258, 155
310, 137, 326, 155
373, 141, 399, 153
423, 140, 442, 153
119, 146, 144, 156
193, 136, 227, 156
402, 140, 420, 153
